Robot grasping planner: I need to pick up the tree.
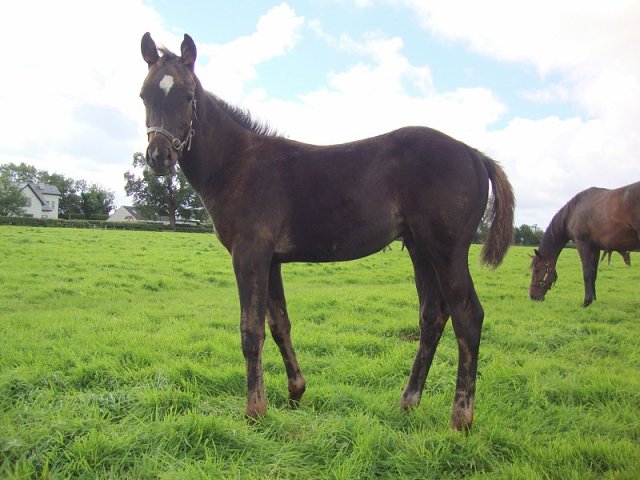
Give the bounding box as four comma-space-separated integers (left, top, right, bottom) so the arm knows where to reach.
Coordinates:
124, 152, 207, 228
0, 162, 38, 185
80, 185, 115, 219
0, 171, 28, 216
514, 224, 543, 246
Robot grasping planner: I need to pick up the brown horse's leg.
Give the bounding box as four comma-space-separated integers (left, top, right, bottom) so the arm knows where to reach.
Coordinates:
434, 254, 484, 431
577, 242, 600, 307
401, 245, 449, 410
266, 262, 306, 407
232, 243, 271, 420
621, 251, 631, 266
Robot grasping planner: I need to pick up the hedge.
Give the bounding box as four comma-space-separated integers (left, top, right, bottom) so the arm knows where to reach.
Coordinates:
0, 216, 214, 234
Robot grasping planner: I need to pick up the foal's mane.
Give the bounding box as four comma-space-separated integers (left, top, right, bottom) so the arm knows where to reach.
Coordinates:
208, 94, 279, 137
157, 47, 278, 138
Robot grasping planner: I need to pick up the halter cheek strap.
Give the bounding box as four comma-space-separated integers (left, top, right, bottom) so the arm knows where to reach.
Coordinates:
539, 261, 557, 289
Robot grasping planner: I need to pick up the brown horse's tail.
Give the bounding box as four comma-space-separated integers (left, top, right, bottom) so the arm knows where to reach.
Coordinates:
476, 150, 515, 267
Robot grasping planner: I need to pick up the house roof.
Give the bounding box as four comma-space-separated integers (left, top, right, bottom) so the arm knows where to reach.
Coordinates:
118, 206, 149, 221
23, 182, 61, 208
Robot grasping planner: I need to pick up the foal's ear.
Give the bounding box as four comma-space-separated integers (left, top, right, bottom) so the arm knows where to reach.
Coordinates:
181, 34, 197, 70
141, 32, 159, 67
533, 249, 541, 258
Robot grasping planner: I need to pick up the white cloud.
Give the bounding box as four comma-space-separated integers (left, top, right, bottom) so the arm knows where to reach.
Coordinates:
521, 84, 571, 104
242, 2, 640, 227
396, 0, 640, 226
0, 0, 168, 207
244, 31, 506, 145
197, 3, 305, 102
486, 114, 637, 227
0, 2, 304, 209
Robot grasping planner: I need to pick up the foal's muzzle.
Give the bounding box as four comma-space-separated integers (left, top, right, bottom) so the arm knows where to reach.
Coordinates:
145, 137, 177, 176
145, 124, 195, 175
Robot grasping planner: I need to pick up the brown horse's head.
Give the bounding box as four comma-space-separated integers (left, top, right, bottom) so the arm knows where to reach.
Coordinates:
140, 32, 198, 176
529, 249, 558, 301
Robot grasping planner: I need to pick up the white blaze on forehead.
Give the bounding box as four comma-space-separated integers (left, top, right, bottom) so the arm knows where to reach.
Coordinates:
159, 75, 174, 96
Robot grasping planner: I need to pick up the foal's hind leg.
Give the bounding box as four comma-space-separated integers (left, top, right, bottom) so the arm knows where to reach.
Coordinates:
266, 262, 306, 406
433, 252, 485, 431
401, 246, 449, 409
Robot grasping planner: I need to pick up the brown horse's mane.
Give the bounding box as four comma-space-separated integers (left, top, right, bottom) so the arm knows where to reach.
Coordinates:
539, 189, 590, 254
157, 47, 278, 138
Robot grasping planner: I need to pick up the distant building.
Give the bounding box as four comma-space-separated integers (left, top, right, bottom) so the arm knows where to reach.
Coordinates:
107, 206, 149, 222
107, 206, 171, 225
21, 182, 61, 219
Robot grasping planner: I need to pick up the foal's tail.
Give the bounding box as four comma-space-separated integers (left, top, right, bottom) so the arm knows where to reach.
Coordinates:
475, 150, 515, 267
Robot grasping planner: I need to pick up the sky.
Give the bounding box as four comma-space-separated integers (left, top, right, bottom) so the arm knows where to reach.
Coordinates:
1, 0, 638, 227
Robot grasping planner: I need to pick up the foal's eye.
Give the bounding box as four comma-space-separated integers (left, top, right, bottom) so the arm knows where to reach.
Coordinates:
186, 94, 194, 102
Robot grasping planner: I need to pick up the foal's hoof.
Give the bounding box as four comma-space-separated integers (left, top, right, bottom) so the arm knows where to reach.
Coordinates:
288, 394, 303, 409
245, 403, 267, 424
288, 381, 306, 408
245, 412, 265, 425
400, 391, 421, 410
450, 414, 473, 433
450, 400, 474, 432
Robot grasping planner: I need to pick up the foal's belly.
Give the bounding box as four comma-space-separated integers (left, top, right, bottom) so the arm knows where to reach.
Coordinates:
275, 220, 403, 263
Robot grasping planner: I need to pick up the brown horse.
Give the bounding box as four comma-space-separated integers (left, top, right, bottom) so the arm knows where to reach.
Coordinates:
139, 33, 515, 430
530, 181, 640, 306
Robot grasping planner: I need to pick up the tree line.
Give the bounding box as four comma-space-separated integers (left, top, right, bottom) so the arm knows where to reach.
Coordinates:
0, 155, 208, 228
0, 163, 115, 219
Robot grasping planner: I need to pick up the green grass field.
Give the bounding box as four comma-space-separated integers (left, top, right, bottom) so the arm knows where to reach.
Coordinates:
1, 226, 639, 479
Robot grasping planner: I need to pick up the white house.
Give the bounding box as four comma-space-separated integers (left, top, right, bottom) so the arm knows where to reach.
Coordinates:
21, 182, 61, 219
107, 206, 149, 222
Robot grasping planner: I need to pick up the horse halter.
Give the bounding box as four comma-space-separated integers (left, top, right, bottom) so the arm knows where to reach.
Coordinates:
538, 261, 558, 290
146, 99, 197, 153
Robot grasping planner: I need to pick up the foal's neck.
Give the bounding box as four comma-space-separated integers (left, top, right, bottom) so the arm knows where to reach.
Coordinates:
179, 89, 255, 191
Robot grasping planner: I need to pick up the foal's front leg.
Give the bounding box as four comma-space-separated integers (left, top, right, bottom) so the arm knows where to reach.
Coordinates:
232, 244, 271, 420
